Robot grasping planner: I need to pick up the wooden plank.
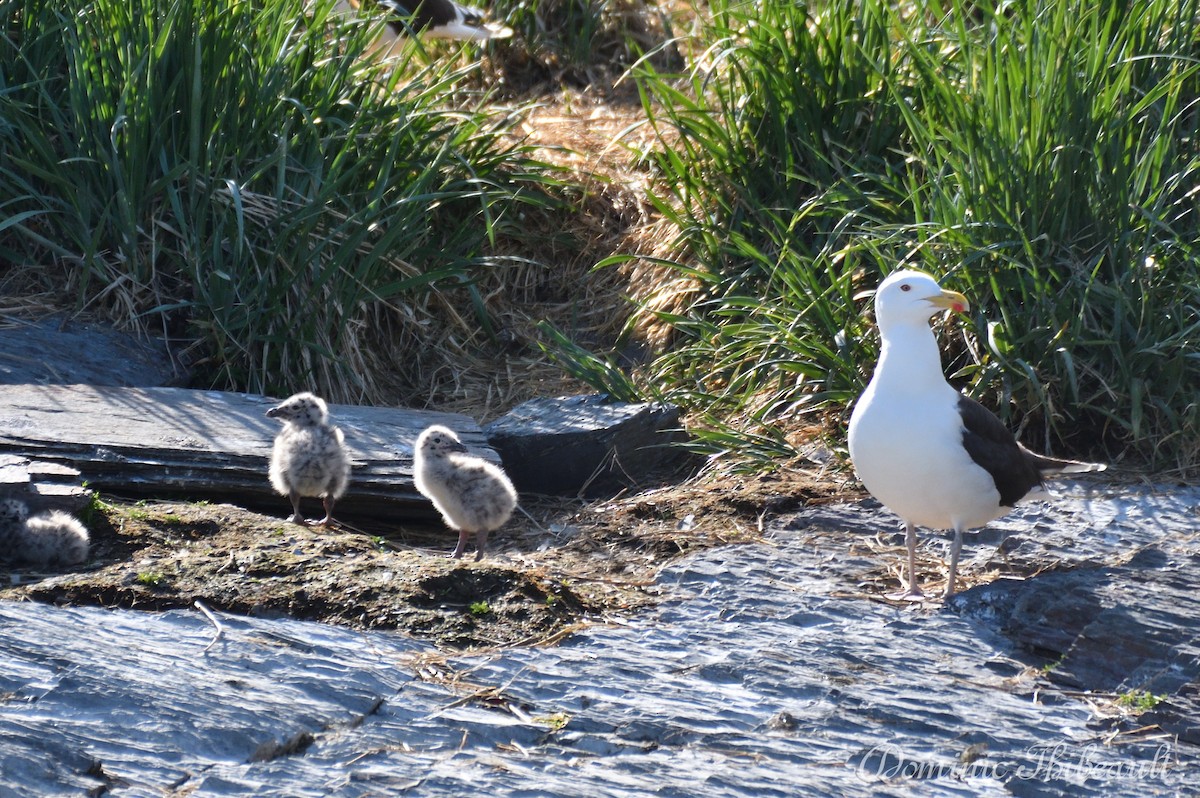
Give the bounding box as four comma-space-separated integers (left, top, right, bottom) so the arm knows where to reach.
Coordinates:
0, 384, 495, 519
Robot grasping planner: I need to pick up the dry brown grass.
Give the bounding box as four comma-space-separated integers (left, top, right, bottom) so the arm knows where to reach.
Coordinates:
389, 77, 690, 419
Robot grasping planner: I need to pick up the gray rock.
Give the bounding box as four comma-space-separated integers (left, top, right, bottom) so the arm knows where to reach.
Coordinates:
0, 384, 495, 521
959, 545, 1200, 745
0, 454, 91, 514
484, 394, 694, 497
1, 384, 699, 519
3, 485, 1197, 796
0, 315, 183, 387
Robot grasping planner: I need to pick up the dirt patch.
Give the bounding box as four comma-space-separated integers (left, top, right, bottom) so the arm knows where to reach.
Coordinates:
0, 466, 849, 650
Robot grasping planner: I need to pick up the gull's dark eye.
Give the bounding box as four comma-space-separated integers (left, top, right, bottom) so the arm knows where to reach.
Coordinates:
900, 284, 911, 292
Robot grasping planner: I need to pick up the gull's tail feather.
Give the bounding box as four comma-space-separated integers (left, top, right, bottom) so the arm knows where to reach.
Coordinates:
1056, 462, 1107, 474
425, 20, 512, 40
1032, 453, 1107, 477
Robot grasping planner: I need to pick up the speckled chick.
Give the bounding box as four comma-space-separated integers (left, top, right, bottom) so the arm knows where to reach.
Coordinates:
267, 392, 351, 526
0, 499, 28, 552
0, 498, 90, 567
413, 425, 517, 561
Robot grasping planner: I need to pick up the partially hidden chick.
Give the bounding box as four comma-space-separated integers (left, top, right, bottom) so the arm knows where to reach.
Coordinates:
413, 425, 517, 561
266, 392, 351, 526
0, 498, 90, 567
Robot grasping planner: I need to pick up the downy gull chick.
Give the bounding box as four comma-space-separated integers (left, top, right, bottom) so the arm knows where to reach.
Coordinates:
0, 498, 90, 567
413, 424, 517, 560
267, 392, 351, 526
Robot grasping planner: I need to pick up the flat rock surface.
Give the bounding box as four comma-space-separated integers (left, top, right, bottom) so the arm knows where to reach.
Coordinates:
485, 394, 691, 497
0, 315, 181, 387
1, 483, 1197, 796
0, 384, 494, 519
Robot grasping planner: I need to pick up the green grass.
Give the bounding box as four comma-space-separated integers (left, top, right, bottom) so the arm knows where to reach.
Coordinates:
1039, 654, 1065, 675
892, 0, 1200, 463
80, 492, 114, 527
488, 0, 674, 81
136, 571, 167, 587
4, 0, 1200, 475
0, 0, 555, 404
1116, 689, 1167, 712
535, 710, 570, 730
545, 0, 1200, 473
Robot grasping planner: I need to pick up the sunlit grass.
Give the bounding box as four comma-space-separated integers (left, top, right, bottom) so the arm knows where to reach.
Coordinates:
547, 0, 1200, 473
893, 0, 1200, 465
4, 0, 1199, 475
0, 0, 557, 403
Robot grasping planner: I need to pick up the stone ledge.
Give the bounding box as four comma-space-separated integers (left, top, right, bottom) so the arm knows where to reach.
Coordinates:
485, 394, 694, 499
0, 317, 694, 510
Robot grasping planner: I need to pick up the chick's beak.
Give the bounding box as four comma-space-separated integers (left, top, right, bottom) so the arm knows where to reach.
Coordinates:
927, 289, 970, 315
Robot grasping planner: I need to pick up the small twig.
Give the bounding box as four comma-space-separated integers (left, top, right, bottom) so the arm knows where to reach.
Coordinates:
193, 600, 225, 653
515, 503, 549, 534
427, 667, 530, 719
509, 621, 591, 649
330, 518, 368, 536
552, 572, 656, 587
576, 448, 626, 499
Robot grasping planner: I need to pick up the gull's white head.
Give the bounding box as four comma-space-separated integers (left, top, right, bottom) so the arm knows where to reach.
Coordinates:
873, 269, 970, 333
416, 425, 469, 458
266, 392, 330, 426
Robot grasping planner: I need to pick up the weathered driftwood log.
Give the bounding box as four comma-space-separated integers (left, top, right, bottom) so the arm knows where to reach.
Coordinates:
0, 384, 495, 520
